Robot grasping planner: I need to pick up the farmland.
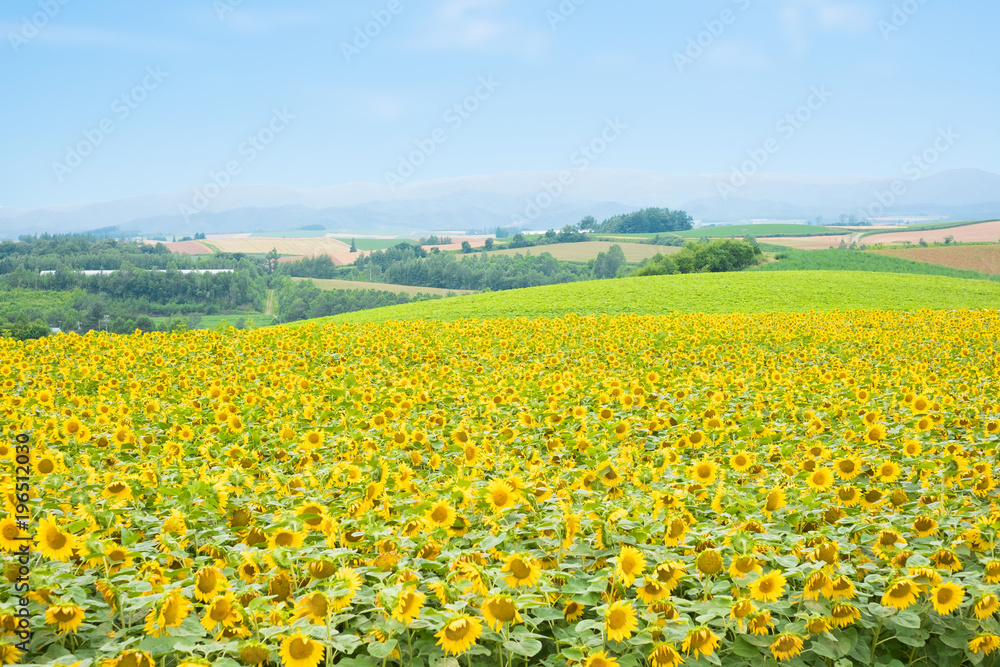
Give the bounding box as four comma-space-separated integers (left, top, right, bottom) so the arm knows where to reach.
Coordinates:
293, 277, 475, 296
674, 224, 852, 238
756, 249, 1000, 282
308, 271, 1000, 325
179, 236, 365, 264
488, 241, 676, 263
4, 304, 1000, 667
873, 244, 1000, 275
859, 219, 1000, 245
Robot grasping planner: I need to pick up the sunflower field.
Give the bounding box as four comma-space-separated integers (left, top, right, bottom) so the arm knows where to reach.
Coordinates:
2, 309, 1000, 667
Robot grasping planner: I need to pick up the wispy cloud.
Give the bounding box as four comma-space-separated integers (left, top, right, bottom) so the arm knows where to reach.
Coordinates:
405, 0, 549, 58
0, 22, 195, 55
777, 0, 877, 52
706, 40, 772, 72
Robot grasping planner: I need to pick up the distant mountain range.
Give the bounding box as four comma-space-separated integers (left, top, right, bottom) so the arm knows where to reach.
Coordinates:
2, 168, 998, 239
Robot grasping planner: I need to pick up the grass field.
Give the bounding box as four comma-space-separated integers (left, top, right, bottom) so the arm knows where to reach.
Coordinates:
675, 223, 851, 238
331, 238, 414, 251
248, 230, 328, 238
489, 241, 676, 263
152, 312, 273, 329
302, 271, 1000, 324
293, 277, 474, 296
755, 248, 1000, 282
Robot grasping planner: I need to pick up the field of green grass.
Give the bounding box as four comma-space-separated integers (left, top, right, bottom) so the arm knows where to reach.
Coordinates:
675, 223, 850, 238
292, 277, 473, 296
489, 241, 675, 263
756, 248, 1000, 282
296, 271, 1000, 325
331, 238, 414, 251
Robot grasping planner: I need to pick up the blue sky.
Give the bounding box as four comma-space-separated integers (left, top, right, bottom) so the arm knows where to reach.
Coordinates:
1, 0, 997, 209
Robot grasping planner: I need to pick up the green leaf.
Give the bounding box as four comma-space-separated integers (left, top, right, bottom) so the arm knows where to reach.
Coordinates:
504, 638, 543, 657
368, 639, 398, 659
890, 610, 921, 629
733, 636, 762, 659
530, 607, 566, 622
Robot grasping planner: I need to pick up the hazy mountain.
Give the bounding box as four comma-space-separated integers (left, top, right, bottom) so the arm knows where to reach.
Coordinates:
1, 168, 998, 239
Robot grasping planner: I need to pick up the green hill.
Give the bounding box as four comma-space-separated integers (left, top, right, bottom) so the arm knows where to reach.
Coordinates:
294, 271, 1000, 325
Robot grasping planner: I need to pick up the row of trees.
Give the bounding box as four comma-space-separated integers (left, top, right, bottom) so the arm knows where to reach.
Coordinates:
275, 278, 437, 323
634, 238, 762, 276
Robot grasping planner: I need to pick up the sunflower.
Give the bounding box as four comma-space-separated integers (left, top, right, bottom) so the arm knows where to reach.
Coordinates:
605, 600, 638, 643
268, 527, 304, 550
36, 517, 77, 562
482, 595, 522, 630
194, 567, 228, 601
765, 633, 802, 663
392, 588, 425, 625
583, 651, 619, 667
426, 501, 456, 529
749, 570, 786, 603
615, 545, 645, 587
331, 566, 362, 610
986, 561, 1000, 584
729, 451, 754, 472
293, 592, 330, 623
435, 615, 482, 656
875, 460, 901, 483
239, 642, 271, 666
145, 590, 191, 637
911, 516, 938, 537
803, 571, 832, 600
485, 480, 518, 512
730, 599, 755, 626
44, 605, 86, 633
0, 518, 21, 552
663, 518, 687, 546
655, 561, 686, 591
975, 594, 1000, 620
863, 425, 887, 444
764, 488, 786, 513
503, 554, 541, 588
805, 616, 831, 635
873, 530, 906, 559
202, 593, 241, 631
969, 634, 1000, 656
564, 600, 586, 622
881, 579, 918, 610
729, 555, 761, 579
696, 549, 722, 576
829, 576, 857, 601
829, 604, 861, 628
930, 582, 965, 615
805, 467, 833, 490
280, 632, 324, 667
111, 651, 154, 667
689, 460, 717, 485
649, 643, 682, 667
681, 627, 720, 658
836, 486, 860, 507
636, 579, 669, 604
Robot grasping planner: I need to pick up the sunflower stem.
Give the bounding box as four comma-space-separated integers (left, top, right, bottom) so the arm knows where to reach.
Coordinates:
869, 619, 882, 666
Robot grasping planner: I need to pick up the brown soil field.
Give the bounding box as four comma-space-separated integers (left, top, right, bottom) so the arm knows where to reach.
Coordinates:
757, 235, 852, 249
873, 244, 1000, 275
489, 241, 677, 263
161, 240, 213, 255
203, 237, 366, 265
863, 220, 1000, 245
293, 277, 475, 296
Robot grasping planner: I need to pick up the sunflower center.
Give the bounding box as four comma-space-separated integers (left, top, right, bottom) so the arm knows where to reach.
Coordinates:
2, 524, 18, 539
289, 638, 315, 660
431, 506, 449, 523
211, 601, 232, 620
937, 588, 954, 603
275, 532, 294, 546
608, 609, 627, 629
488, 598, 516, 623
53, 608, 77, 622
758, 579, 774, 594
46, 528, 67, 550
493, 491, 509, 506
38, 460, 55, 474
445, 619, 470, 641
510, 559, 530, 579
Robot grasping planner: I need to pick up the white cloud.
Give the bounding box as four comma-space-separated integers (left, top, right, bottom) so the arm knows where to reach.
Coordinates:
776, 0, 877, 52
406, 0, 549, 57
0, 23, 195, 54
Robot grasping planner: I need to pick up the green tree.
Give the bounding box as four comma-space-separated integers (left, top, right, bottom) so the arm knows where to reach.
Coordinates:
350, 239, 358, 253
265, 248, 279, 274
484, 238, 495, 251
461, 241, 473, 254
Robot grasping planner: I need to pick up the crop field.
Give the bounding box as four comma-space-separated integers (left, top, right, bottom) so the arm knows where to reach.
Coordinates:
4, 307, 1000, 667
757, 249, 1000, 282
248, 231, 328, 239
331, 239, 414, 252
293, 277, 475, 297
489, 242, 675, 264
675, 224, 850, 238
198, 237, 364, 264
873, 245, 1000, 276
753, 235, 853, 250
859, 220, 1000, 245
312, 271, 1000, 325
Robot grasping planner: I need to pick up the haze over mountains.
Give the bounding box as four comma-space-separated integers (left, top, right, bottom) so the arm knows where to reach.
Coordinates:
2, 168, 998, 239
